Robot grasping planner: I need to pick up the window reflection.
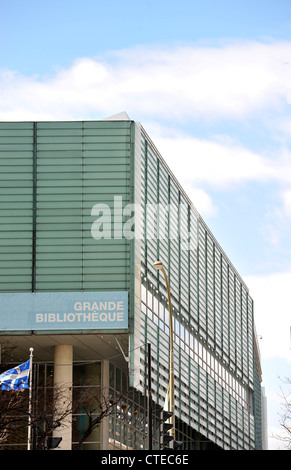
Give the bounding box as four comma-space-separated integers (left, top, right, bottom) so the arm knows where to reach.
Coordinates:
141, 282, 251, 410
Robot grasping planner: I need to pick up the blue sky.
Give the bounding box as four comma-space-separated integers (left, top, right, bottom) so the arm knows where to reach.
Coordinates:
1, 0, 291, 449
2, 0, 291, 74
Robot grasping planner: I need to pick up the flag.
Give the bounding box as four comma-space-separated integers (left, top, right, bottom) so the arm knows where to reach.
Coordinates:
0, 359, 30, 391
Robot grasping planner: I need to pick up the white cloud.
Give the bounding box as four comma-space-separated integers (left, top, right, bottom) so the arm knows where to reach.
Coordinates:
181, 184, 218, 217
2, 39, 291, 223
245, 272, 291, 362
152, 133, 291, 189
109, 40, 291, 119
1, 40, 291, 197
0, 40, 291, 122
281, 189, 291, 216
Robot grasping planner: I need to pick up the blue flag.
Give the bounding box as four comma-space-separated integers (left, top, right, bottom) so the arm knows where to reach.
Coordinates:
0, 360, 30, 391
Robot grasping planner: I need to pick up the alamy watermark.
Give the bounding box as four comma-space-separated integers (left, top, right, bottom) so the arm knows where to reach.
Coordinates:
91, 195, 198, 251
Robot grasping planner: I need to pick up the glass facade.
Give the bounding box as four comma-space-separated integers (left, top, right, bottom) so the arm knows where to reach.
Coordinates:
0, 121, 132, 294
0, 360, 148, 450
0, 118, 263, 450
108, 363, 148, 449
132, 125, 262, 449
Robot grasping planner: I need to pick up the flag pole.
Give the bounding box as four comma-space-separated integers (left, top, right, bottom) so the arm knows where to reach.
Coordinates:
27, 348, 34, 451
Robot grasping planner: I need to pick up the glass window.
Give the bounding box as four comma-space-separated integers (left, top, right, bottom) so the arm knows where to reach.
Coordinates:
141, 284, 147, 303
147, 290, 152, 310
175, 318, 180, 336
153, 296, 159, 315
73, 362, 101, 386
165, 307, 169, 326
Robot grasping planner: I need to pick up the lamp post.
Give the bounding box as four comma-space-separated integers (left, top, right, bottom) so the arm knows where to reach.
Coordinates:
153, 260, 174, 446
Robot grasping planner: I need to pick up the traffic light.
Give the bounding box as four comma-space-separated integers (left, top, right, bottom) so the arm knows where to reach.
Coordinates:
173, 439, 183, 449
160, 410, 182, 450
46, 436, 62, 450
160, 410, 173, 449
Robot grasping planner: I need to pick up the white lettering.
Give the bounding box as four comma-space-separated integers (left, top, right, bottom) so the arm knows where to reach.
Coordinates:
91, 203, 111, 239
117, 312, 124, 321
113, 195, 123, 239
83, 312, 91, 322
72, 301, 125, 312
36, 312, 126, 323
36, 313, 43, 322
91, 197, 199, 251
35, 297, 127, 328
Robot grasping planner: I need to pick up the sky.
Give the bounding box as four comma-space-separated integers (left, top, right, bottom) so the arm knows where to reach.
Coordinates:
1, 0, 291, 449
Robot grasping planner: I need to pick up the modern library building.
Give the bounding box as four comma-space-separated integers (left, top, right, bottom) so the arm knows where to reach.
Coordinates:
0, 113, 266, 450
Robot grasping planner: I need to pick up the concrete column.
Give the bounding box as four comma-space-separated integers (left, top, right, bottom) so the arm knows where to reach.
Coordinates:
53, 344, 73, 450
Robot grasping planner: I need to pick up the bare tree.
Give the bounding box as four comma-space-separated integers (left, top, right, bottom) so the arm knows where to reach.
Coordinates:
0, 389, 28, 446
0, 343, 134, 450
0, 344, 30, 447
74, 386, 133, 450
0, 381, 80, 449
0, 379, 133, 449
31, 381, 77, 450
274, 378, 291, 449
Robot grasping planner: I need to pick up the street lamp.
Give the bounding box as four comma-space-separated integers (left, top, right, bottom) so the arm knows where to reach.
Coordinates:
153, 260, 175, 446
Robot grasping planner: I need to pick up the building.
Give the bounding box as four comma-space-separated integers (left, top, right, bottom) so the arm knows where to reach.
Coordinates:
0, 113, 265, 450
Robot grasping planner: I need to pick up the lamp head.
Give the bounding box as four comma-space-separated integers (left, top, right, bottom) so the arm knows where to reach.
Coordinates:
153, 260, 163, 270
